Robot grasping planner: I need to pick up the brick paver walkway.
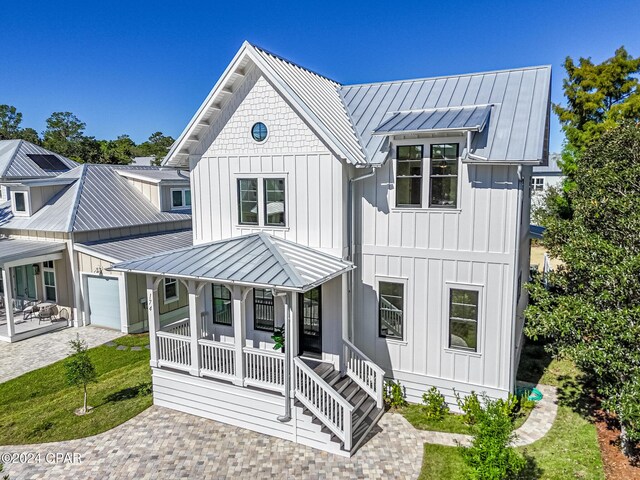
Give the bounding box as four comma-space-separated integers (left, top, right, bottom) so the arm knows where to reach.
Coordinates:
0, 326, 124, 382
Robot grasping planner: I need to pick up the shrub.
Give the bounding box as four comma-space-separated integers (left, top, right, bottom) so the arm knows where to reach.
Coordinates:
498, 393, 521, 420
456, 390, 482, 425
421, 386, 449, 420
384, 380, 407, 408
460, 394, 526, 480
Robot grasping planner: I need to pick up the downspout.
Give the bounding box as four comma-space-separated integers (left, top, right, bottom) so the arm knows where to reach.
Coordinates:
347, 167, 377, 342
508, 165, 524, 393
464, 130, 490, 162
276, 291, 291, 422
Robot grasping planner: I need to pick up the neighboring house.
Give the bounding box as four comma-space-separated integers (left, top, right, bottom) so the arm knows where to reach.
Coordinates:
112, 42, 551, 455
0, 161, 193, 342
531, 152, 564, 208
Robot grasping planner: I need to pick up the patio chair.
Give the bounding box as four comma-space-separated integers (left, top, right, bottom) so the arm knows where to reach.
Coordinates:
22, 301, 40, 321
38, 305, 58, 324
56, 308, 70, 324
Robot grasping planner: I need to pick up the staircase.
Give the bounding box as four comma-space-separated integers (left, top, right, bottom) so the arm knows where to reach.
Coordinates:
294, 356, 385, 456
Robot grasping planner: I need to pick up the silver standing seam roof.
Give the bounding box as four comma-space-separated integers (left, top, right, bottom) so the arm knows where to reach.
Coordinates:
0, 238, 66, 267
111, 232, 355, 292
76, 229, 193, 263
0, 164, 191, 233
0, 140, 77, 179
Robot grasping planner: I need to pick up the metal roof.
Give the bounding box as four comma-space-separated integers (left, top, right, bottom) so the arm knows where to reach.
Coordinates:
115, 169, 190, 184
372, 104, 493, 136
533, 153, 563, 174
340, 65, 551, 165
0, 165, 191, 233
0, 140, 78, 179
76, 229, 193, 263
0, 237, 66, 267
111, 232, 354, 291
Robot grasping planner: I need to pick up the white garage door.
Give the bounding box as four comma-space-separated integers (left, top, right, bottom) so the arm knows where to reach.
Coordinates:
86, 275, 121, 330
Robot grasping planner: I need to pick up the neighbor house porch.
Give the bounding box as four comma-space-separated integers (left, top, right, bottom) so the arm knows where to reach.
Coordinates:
0, 238, 72, 342
112, 233, 386, 455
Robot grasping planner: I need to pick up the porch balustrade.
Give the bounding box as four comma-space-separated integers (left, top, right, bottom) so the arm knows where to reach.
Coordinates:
156, 331, 191, 370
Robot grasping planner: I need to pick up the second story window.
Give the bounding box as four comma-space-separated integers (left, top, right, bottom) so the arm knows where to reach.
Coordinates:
396, 145, 423, 207
531, 177, 545, 193
264, 178, 285, 226
430, 144, 459, 208
171, 188, 191, 210
238, 179, 259, 225
13, 192, 27, 213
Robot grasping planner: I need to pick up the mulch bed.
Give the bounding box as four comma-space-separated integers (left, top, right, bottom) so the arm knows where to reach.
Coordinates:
593, 408, 640, 479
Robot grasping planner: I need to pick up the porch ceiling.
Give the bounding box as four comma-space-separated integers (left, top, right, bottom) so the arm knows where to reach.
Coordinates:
110, 232, 354, 292
0, 237, 66, 267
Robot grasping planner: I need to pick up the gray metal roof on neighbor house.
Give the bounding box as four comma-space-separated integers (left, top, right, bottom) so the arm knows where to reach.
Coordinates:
76, 229, 193, 263
0, 237, 66, 267
341, 65, 551, 165
111, 232, 354, 291
533, 153, 563, 174
0, 164, 191, 233
0, 140, 78, 179
372, 104, 493, 136
115, 169, 190, 184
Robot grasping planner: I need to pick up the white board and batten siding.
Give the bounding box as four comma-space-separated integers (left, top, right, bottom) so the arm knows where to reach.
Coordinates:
189, 68, 348, 258
354, 137, 523, 404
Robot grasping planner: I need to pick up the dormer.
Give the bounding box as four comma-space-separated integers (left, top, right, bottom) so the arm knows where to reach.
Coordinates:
7, 178, 76, 217
116, 169, 191, 212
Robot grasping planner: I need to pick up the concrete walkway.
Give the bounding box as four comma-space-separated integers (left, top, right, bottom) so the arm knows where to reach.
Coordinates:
0, 384, 557, 479
0, 326, 124, 383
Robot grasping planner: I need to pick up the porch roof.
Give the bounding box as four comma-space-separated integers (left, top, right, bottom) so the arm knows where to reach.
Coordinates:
110, 232, 354, 292
0, 237, 66, 267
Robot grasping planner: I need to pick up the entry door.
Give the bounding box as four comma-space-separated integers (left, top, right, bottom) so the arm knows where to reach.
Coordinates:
299, 286, 322, 356
14, 265, 36, 300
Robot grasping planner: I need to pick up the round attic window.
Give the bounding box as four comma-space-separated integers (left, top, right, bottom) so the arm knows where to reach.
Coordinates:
251, 122, 268, 142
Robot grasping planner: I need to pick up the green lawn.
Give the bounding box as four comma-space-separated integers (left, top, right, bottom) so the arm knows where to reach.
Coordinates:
0, 334, 152, 445
420, 340, 605, 479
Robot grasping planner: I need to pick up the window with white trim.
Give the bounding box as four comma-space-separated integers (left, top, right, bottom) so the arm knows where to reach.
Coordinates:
396, 145, 423, 207
378, 281, 404, 340
171, 188, 191, 210
530, 177, 545, 193
448, 288, 479, 352
13, 191, 27, 213
237, 177, 287, 227
43, 260, 57, 302
238, 178, 259, 225
430, 144, 459, 208
164, 278, 178, 304
264, 178, 286, 226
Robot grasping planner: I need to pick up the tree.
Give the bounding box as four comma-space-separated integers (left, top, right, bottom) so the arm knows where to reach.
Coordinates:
134, 131, 175, 164
43, 111, 87, 159
554, 47, 640, 189
98, 134, 135, 165
64, 335, 97, 415
16, 127, 41, 145
525, 121, 640, 454
0, 104, 23, 140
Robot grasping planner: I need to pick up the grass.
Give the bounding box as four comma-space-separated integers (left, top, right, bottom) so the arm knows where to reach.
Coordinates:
419, 340, 605, 479
0, 334, 152, 445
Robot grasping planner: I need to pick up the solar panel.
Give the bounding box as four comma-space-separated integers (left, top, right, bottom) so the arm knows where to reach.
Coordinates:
26, 154, 69, 171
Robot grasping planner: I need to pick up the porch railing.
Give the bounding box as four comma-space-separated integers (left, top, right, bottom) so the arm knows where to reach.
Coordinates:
293, 357, 354, 450
243, 347, 285, 393
161, 318, 191, 336
343, 339, 385, 408
199, 339, 235, 380
157, 331, 191, 371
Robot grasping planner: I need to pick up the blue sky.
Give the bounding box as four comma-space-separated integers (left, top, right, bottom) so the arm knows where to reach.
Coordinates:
1, 1, 639, 154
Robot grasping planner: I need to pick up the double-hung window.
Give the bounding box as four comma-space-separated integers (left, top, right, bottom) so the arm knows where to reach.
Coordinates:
530, 177, 545, 193
396, 146, 423, 207
448, 288, 479, 352
253, 288, 275, 331
171, 188, 191, 210
430, 144, 459, 208
43, 261, 57, 302
238, 179, 259, 225
212, 284, 232, 326
237, 177, 286, 227
378, 281, 404, 340
264, 178, 286, 226
164, 278, 178, 304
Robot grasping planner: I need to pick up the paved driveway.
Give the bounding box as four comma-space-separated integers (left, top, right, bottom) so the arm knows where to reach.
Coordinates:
0, 407, 424, 479
0, 326, 124, 383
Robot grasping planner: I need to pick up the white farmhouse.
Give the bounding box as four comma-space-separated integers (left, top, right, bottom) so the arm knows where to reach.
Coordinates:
113, 42, 551, 455
531, 152, 564, 209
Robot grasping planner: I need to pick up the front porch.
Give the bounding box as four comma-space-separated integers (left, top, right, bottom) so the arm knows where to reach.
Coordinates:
0, 309, 69, 343
112, 233, 386, 455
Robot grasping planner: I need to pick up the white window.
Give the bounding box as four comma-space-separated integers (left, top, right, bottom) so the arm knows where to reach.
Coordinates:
237, 176, 287, 227
42, 260, 57, 302
12, 191, 29, 215
164, 278, 179, 304
378, 281, 405, 340
447, 286, 482, 352
530, 177, 545, 193
429, 144, 459, 208
171, 188, 191, 210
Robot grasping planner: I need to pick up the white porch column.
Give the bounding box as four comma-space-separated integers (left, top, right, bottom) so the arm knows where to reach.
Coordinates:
289, 292, 298, 399
341, 272, 350, 373
146, 276, 162, 368
2, 268, 14, 339
232, 286, 246, 387
187, 280, 205, 377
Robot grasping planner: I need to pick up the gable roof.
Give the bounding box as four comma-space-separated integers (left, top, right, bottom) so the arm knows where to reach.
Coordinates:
111, 232, 354, 292
0, 165, 191, 233
0, 140, 78, 179
164, 42, 551, 168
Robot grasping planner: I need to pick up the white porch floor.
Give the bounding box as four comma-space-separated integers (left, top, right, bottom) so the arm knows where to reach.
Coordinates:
0, 311, 70, 342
